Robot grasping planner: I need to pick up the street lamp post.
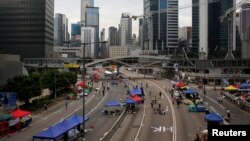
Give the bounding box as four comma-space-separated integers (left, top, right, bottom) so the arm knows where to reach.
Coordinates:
203, 70, 206, 101
64, 41, 107, 140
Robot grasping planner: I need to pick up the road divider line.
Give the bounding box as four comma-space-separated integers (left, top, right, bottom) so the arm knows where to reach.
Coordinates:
148, 80, 177, 141
134, 99, 146, 141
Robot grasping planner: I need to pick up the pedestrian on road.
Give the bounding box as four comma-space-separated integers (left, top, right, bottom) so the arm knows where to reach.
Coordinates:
149, 91, 152, 96
194, 134, 201, 141
158, 103, 161, 110
227, 109, 231, 119
159, 92, 162, 98
102, 90, 105, 96
65, 101, 68, 109
44, 103, 47, 110
146, 83, 148, 88
151, 102, 154, 108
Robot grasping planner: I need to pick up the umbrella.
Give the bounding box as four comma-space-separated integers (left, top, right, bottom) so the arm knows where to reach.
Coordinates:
184, 89, 196, 94
224, 85, 238, 91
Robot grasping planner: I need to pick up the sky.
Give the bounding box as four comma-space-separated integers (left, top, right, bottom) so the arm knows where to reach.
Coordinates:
55, 0, 193, 39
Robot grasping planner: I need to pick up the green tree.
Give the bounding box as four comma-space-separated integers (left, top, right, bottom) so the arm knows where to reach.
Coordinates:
1, 75, 41, 105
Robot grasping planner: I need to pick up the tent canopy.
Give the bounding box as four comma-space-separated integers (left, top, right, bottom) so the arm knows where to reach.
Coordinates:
11, 109, 31, 118
130, 95, 142, 102
124, 98, 136, 104
184, 89, 196, 94
176, 81, 185, 87
224, 85, 238, 91
105, 100, 121, 107
130, 88, 142, 95
33, 115, 89, 140
0, 114, 12, 122
205, 113, 223, 122
77, 81, 87, 88
240, 83, 250, 88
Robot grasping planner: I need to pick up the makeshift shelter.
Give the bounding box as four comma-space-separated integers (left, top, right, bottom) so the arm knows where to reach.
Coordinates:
105, 100, 121, 107
130, 95, 142, 102
0, 114, 12, 122
76, 82, 86, 88
184, 89, 196, 94
240, 83, 250, 89
130, 88, 142, 95
11, 109, 31, 118
33, 115, 89, 140
224, 85, 238, 91
205, 113, 223, 125
176, 81, 185, 87
124, 98, 136, 104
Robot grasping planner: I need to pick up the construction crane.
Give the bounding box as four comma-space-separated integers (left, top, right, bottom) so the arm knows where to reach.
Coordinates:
219, 0, 250, 59
132, 0, 221, 20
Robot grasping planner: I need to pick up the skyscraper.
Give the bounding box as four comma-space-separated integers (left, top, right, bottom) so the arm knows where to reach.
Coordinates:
81, 0, 94, 25
0, 0, 54, 60
241, 3, 250, 59
192, 0, 199, 53
143, 0, 178, 55
85, 7, 99, 58
120, 13, 132, 46
54, 13, 69, 46
108, 27, 118, 46
81, 27, 96, 58
197, 0, 233, 59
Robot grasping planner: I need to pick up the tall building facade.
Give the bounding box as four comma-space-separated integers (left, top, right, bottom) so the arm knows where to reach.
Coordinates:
120, 13, 132, 46
81, 0, 94, 25
71, 22, 82, 47
108, 27, 118, 46
192, 0, 199, 53
197, 0, 234, 59
0, 0, 54, 60
54, 13, 69, 46
86, 7, 99, 58
241, 3, 250, 59
81, 27, 96, 58
143, 0, 178, 55
139, 18, 144, 49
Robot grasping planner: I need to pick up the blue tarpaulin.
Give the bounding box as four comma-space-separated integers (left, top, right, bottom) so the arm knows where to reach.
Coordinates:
124, 98, 136, 104
205, 113, 223, 122
240, 83, 250, 88
222, 79, 229, 86
130, 88, 142, 95
105, 100, 121, 107
33, 115, 89, 140
184, 89, 196, 94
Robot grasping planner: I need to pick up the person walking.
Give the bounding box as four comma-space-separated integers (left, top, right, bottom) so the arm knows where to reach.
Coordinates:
159, 92, 162, 98
151, 102, 154, 108
227, 109, 231, 119
65, 101, 68, 109
44, 103, 47, 110
194, 134, 201, 141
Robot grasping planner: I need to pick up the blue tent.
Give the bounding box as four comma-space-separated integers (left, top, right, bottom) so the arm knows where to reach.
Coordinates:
184, 89, 196, 94
67, 115, 89, 124
124, 98, 136, 104
240, 83, 250, 88
33, 126, 65, 140
205, 113, 223, 122
33, 115, 89, 140
105, 100, 121, 107
130, 88, 142, 95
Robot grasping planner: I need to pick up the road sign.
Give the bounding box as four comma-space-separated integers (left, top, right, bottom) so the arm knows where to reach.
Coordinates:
151, 126, 173, 132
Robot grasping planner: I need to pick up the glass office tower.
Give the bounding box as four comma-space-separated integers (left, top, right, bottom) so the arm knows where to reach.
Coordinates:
0, 0, 54, 60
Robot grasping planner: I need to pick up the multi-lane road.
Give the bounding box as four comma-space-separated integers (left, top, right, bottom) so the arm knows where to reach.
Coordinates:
4, 70, 250, 141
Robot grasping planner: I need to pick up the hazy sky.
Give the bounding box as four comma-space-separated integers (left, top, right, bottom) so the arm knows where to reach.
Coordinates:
55, 0, 192, 38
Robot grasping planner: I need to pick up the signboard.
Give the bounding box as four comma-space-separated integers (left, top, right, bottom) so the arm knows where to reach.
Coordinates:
64, 64, 80, 68
0, 92, 17, 108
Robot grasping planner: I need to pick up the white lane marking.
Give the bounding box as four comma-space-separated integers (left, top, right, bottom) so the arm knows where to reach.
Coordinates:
149, 81, 177, 141
206, 95, 226, 109
134, 99, 146, 141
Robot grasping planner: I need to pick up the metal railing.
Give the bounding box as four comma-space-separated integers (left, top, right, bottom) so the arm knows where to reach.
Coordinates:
100, 109, 126, 141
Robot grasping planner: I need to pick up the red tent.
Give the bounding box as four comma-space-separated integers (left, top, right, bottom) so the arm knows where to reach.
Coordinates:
77, 82, 87, 88
232, 84, 240, 89
176, 81, 185, 87
11, 109, 31, 118
130, 95, 142, 102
